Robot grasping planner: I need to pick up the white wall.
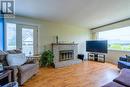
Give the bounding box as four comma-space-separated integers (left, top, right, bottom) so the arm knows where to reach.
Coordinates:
5, 16, 91, 58
91, 19, 130, 64
106, 50, 130, 64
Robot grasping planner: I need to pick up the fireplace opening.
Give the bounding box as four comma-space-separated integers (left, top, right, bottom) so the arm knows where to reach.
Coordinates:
59, 50, 74, 61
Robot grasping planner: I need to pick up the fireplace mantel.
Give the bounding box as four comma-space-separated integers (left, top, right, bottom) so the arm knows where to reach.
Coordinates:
52, 43, 78, 45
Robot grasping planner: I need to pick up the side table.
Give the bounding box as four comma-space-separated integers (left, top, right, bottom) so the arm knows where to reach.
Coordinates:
0, 70, 12, 86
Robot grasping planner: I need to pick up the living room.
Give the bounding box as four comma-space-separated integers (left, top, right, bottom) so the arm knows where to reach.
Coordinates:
0, 0, 130, 87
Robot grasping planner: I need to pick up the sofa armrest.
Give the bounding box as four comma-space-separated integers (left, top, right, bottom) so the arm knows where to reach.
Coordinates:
119, 56, 127, 61
4, 66, 18, 81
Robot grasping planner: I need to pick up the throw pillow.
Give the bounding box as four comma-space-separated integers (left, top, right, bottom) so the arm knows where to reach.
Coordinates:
126, 55, 130, 62
7, 53, 27, 66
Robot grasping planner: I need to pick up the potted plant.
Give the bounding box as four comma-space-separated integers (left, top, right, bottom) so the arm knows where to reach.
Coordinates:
40, 50, 54, 67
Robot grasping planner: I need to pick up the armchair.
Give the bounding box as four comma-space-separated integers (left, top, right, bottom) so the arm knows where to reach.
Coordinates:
0, 50, 39, 85
0, 51, 18, 82
17, 60, 38, 85
118, 56, 130, 69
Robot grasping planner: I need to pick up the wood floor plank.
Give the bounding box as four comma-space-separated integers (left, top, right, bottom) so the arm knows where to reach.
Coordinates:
22, 61, 119, 87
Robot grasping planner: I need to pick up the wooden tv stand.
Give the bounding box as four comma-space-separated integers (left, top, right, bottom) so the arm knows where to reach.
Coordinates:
88, 53, 105, 63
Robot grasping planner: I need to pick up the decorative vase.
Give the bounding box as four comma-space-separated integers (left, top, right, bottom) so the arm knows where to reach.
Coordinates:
56, 35, 59, 44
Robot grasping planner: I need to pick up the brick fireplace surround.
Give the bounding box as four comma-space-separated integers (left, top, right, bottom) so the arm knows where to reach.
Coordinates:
52, 43, 81, 68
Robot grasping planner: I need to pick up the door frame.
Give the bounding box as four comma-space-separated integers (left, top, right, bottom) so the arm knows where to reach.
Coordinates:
19, 24, 38, 55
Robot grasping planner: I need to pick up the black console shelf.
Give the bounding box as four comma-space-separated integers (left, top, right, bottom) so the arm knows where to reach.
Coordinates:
88, 53, 105, 63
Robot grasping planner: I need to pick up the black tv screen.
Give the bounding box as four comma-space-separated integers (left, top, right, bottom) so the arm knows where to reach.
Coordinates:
86, 40, 108, 53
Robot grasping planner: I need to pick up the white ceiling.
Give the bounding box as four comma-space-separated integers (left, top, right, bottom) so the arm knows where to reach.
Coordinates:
15, 0, 130, 29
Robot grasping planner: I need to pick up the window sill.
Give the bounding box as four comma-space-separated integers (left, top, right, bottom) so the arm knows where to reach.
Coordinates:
108, 49, 130, 52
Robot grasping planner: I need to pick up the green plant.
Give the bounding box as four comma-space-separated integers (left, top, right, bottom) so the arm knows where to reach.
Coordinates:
40, 50, 54, 67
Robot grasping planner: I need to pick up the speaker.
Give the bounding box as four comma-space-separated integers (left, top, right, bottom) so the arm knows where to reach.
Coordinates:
78, 54, 84, 61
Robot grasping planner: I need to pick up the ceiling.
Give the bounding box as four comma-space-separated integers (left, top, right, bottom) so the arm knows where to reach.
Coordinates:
15, 0, 130, 29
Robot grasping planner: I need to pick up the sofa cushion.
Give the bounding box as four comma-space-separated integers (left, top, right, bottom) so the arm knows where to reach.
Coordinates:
102, 82, 125, 87
7, 53, 27, 66
19, 64, 37, 72
113, 69, 130, 87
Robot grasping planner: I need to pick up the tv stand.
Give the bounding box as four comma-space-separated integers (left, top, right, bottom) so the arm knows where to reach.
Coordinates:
88, 53, 105, 63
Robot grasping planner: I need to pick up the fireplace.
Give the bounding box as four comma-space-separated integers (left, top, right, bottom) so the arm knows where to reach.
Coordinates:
59, 50, 74, 61
52, 43, 81, 68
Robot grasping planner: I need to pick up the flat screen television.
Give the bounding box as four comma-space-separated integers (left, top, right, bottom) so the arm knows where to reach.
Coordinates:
86, 40, 108, 53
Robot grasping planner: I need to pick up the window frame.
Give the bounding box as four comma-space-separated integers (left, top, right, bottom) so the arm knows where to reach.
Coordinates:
5, 22, 17, 50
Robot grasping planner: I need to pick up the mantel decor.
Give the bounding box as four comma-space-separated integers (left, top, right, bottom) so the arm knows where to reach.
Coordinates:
56, 35, 59, 44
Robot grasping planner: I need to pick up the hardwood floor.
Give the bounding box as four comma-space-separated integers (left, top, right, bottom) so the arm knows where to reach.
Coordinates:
22, 61, 119, 87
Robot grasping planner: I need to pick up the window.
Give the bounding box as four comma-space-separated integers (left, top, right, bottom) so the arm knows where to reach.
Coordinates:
6, 23, 16, 50
6, 23, 38, 56
98, 26, 130, 51
22, 28, 34, 56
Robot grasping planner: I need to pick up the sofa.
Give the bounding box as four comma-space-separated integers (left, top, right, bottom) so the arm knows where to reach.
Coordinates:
118, 56, 130, 69
102, 68, 130, 87
0, 50, 39, 85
